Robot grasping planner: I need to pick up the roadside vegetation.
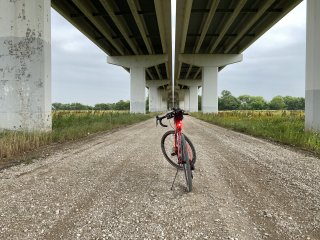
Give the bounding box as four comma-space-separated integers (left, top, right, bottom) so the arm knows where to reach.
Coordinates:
52, 100, 130, 111
0, 111, 152, 162
192, 110, 320, 155
198, 90, 304, 111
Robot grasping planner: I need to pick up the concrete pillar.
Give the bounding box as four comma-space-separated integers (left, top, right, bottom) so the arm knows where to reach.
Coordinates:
107, 55, 167, 114
0, 0, 51, 131
149, 85, 159, 112
202, 67, 218, 113
189, 86, 198, 112
305, 0, 320, 131
176, 80, 201, 112
146, 80, 170, 112
160, 89, 168, 111
179, 90, 185, 109
184, 88, 190, 111
130, 67, 146, 113
179, 54, 242, 113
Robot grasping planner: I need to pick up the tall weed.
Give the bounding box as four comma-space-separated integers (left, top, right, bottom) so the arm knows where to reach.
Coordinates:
0, 111, 151, 161
192, 111, 320, 154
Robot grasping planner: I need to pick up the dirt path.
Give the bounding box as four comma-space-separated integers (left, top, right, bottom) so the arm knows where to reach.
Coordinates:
0, 117, 319, 239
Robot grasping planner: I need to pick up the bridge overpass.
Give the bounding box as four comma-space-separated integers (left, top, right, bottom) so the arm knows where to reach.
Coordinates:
1, 0, 320, 131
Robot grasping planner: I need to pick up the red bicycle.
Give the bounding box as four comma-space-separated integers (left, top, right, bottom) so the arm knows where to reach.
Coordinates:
156, 108, 196, 192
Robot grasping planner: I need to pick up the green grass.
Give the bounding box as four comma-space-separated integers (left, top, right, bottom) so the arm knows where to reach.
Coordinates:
0, 111, 153, 161
192, 110, 320, 154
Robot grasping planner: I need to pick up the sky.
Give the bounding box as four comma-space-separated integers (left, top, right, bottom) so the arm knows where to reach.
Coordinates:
52, 1, 306, 105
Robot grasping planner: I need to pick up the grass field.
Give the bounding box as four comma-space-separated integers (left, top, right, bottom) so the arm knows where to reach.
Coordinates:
192, 110, 320, 155
0, 111, 152, 162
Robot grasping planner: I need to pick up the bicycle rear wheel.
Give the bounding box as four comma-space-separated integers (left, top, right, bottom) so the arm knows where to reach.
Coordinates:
161, 130, 196, 169
181, 135, 192, 192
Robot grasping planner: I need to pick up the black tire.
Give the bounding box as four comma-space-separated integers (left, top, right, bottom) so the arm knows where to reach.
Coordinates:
182, 135, 192, 192
161, 130, 196, 169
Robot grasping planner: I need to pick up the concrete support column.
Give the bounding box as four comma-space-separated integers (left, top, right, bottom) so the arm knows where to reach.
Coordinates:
184, 88, 190, 111
146, 80, 170, 112
160, 89, 168, 111
0, 0, 51, 131
108, 54, 167, 114
148, 85, 159, 112
189, 86, 198, 112
176, 80, 201, 112
179, 54, 242, 113
130, 67, 146, 113
178, 90, 185, 109
202, 67, 218, 113
305, 0, 320, 131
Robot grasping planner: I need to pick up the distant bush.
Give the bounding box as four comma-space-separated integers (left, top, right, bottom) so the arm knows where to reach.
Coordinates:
213, 90, 305, 110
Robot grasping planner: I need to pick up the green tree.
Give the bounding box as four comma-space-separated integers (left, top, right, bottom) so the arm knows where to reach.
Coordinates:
218, 90, 240, 110
94, 103, 111, 110
238, 95, 267, 110
283, 96, 305, 110
269, 96, 286, 110
114, 100, 130, 110
52, 102, 64, 110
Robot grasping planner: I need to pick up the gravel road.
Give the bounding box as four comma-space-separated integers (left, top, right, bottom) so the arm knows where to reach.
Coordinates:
0, 117, 319, 240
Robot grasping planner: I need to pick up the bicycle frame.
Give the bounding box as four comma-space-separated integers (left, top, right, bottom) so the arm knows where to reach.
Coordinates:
174, 120, 192, 164
174, 120, 183, 164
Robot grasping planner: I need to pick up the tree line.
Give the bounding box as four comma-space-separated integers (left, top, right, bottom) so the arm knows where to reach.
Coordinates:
52, 100, 130, 110
213, 90, 304, 111
53, 91, 305, 111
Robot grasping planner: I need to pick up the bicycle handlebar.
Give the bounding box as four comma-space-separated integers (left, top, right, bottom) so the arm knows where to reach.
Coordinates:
156, 115, 168, 127
156, 108, 189, 128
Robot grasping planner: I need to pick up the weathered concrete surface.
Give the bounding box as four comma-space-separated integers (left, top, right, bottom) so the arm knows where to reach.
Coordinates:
0, 117, 319, 239
0, 0, 51, 131
305, 0, 320, 131
108, 55, 169, 114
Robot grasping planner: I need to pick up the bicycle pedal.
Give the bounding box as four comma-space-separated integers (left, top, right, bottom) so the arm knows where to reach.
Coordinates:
171, 152, 176, 156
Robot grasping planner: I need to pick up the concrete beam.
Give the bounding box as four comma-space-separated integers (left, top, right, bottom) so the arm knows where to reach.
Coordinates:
305, 0, 320, 131
177, 80, 202, 87
210, 1, 247, 53
72, 0, 125, 55
0, 0, 51, 131
146, 80, 170, 88
175, 0, 193, 81
107, 54, 168, 68
179, 54, 243, 67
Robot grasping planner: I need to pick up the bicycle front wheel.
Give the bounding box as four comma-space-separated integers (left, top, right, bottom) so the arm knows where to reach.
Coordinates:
181, 135, 192, 192
161, 130, 196, 169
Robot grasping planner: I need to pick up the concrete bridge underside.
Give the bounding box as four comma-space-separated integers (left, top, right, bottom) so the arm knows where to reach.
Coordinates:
1, 0, 320, 131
